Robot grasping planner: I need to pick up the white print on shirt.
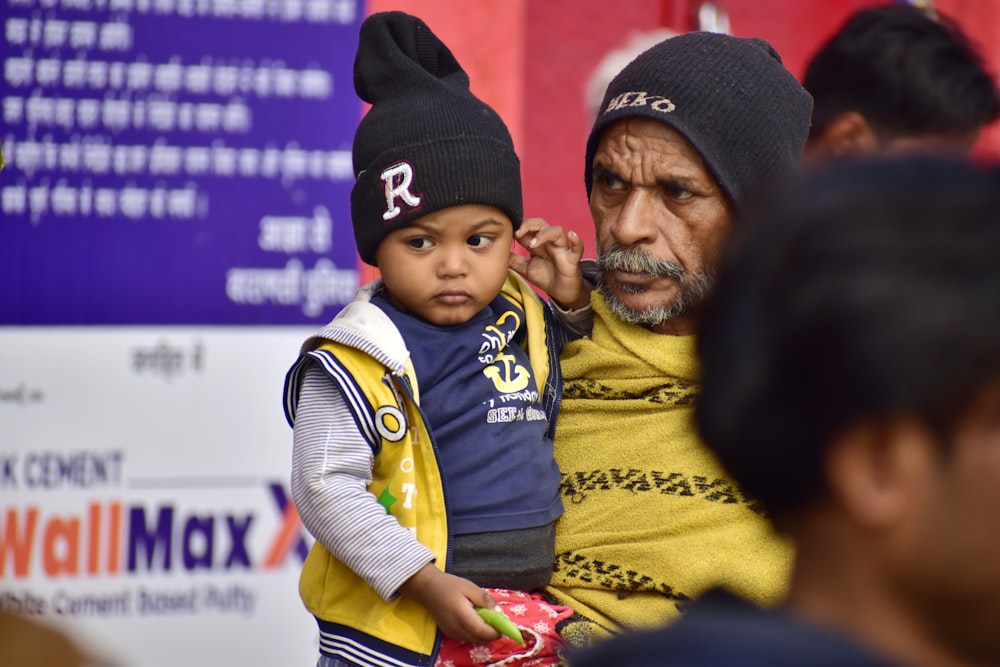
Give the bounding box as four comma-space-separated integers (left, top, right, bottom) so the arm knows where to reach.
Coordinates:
380, 161, 421, 221
478, 310, 520, 363
487, 405, 547, 423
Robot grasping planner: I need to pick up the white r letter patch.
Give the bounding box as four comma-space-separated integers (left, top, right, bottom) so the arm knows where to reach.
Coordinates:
380, 162, 422, 221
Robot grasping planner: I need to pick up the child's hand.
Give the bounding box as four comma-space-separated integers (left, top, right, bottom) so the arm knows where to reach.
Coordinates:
398, 562, 502, 644
510, 217, 589, 309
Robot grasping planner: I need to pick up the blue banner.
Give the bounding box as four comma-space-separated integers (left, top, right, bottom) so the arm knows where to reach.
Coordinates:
1, 0, 362, 324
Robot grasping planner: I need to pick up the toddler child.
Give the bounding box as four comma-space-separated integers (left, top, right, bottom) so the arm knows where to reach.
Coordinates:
283, 11, 586, 667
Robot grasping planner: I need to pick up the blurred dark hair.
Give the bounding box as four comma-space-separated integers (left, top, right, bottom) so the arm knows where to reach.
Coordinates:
695, 156, 1000, 520
804, 4, 1000, 139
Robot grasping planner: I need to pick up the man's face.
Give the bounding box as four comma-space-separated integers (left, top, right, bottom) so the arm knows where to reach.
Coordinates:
589, 117, 732, 335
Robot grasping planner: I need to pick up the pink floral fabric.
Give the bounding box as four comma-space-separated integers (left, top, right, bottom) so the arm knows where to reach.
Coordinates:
435, 589, 573, 667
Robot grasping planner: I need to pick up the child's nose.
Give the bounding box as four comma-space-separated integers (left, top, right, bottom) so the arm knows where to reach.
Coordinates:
437, 245, 468, 278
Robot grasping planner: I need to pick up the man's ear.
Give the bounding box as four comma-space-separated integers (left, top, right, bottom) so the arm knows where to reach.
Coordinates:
812, 111, 880, 159
824, 418, 935, 529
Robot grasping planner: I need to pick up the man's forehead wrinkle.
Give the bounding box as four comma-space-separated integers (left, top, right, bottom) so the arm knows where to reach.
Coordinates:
604, 133, 649, 178
601, 127, 701, 185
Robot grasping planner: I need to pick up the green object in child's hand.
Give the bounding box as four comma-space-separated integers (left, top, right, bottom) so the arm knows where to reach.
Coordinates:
475, 606, 525, 646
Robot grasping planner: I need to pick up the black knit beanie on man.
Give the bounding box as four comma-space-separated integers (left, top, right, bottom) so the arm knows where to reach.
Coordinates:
351, 11, 523, 266
585, 31, 813, 213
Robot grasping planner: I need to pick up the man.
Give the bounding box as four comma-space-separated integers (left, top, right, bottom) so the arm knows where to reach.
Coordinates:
568, 155, 1000, 667
539, 31, 813, 645
802, 3, 1000, 166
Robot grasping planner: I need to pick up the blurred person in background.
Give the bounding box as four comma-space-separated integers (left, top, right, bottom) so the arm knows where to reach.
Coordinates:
802, 3, 1000, 166
0, 611, 97, 667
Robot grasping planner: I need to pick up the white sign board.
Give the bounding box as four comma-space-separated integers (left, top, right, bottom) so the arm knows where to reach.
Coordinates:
2, 327, 321, 666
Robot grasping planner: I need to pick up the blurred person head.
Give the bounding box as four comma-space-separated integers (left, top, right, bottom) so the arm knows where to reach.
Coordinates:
0, 611, 92, 667
803, 3, 1000, 165
697, 155, 1000, 666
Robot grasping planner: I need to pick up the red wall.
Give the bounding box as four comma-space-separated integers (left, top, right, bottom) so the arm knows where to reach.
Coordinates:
521, 1, 668, 257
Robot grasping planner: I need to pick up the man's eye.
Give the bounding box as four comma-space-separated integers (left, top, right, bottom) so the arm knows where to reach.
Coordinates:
665, 183, 694, 200
468, 234, 494, 249
407, 238, 432, 250
596, 170, 625, 191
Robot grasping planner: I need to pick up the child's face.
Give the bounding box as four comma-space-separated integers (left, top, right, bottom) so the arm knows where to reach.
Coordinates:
374, 204, 514, 326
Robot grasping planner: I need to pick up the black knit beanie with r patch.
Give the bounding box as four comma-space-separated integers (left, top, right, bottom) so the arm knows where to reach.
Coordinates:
351, 11, 523, 266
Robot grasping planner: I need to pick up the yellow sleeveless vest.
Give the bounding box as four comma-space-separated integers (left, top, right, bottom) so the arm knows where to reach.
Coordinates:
297, 343, 447, 661
292, 271, 558, 664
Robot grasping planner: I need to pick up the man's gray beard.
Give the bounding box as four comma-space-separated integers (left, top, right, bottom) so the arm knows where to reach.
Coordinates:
597, 245, 713, 327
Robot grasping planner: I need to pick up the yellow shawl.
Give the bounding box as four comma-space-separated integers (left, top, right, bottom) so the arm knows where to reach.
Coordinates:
545, 294, 792, 646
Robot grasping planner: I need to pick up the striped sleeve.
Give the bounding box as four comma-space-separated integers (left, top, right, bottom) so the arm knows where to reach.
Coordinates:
289, 363, 435, 601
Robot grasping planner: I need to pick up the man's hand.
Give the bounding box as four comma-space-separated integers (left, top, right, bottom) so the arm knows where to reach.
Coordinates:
398, 562, 502, 644
510, 217, 589, 309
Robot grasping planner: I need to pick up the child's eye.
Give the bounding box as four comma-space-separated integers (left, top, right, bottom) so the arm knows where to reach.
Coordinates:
468, 234, 494, 249
407, 237, 432, 250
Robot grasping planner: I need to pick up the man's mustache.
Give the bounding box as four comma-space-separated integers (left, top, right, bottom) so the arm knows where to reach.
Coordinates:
597, 245, 684, 280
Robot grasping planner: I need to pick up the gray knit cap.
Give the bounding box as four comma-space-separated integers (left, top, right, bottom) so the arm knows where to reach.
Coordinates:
585, 31, 813, 212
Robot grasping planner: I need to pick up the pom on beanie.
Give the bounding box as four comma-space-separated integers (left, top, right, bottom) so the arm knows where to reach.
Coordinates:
585, 31, 813, 212
351, 11, 523, 266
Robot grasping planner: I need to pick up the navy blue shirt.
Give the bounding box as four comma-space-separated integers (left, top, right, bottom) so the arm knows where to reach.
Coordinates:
373, 293, 563, 535
567, 589, 903, 667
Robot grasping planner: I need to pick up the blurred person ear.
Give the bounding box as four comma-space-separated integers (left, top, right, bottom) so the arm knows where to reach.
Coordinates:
808, 111, 880, 163
823, 418, 937, 531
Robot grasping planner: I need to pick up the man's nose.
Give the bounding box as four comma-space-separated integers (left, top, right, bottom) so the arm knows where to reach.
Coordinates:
611, 189, 661, 246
